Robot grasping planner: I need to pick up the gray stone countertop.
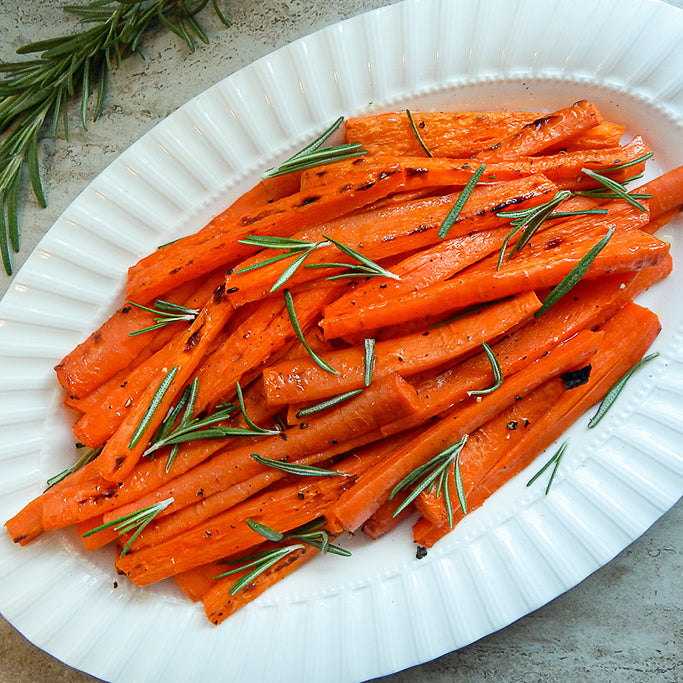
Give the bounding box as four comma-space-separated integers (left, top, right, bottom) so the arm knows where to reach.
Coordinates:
0, 1, 680, 682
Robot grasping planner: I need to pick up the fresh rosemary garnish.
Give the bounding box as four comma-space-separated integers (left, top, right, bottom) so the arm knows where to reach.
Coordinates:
262, 116, 366, 179
126, 300, 199, 336
82, 496, 174, 556
496, 190, 572, 267
249, 453, 350, 477
143, 380, 278, 457
405, 109, 433, 157
535, 225, 615, 317
44, 444, 102, 491
599, 151, 654, 173
216, 518, 350, 594
526, 441, 568, 494
578, 168, 651, 212
587, 352, 659, 428
0, 0, 230, 275
363, 338, 376, 387
305, 234, 401, 281
390, 435, 468, 526
236, 235, 326, 292
129, 365, 178, 449
294, 389, 364, 418
284, 288, 338, 375
217, 544, 306, 594
437, 164, 486, 239
467, 342, 503, 396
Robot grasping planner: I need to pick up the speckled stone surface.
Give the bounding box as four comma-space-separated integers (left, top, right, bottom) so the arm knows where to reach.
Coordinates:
0, 2, 680, 682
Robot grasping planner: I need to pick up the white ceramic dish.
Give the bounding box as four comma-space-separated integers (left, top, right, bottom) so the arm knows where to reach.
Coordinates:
0, 0, 682, 681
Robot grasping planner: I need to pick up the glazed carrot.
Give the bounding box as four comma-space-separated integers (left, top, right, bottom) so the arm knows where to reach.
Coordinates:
344, 110, 624, 158
325, 327, 603, 535
98, 373, 419, 526
320, 220, 665, 340
415, 378, 567, 527
95, 285, 236, 482
125, 166, 410, 303
192, 281, 345, 414
414, 301, 662, 547
54, 277, 204, 400
263, 291, 541, 406
362, 493, 415, 540
176, 561, 224, 602
203, 542, 319, 625
636, 164, 683, 221
114, 445, 378, 585
223, 174, 557, 308
125, 426, 425, 551
474, 100, 603, 161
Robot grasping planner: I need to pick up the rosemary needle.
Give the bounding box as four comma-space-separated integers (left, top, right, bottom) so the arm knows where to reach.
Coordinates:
438, 164, 486, 239
467, 342, 503, 396
406, 109, 433, 157
587, 352, 659, 428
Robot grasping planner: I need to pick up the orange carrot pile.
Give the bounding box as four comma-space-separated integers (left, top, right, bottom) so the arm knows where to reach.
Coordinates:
5, 101, 681, 626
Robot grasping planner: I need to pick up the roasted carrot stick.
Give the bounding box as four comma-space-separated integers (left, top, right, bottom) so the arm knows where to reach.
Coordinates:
320, 222, 666, 340
97, 373, 419, 527
114, 445, 378, 585
203, 542, 319, 625
413, 301, 662, 547
263, 291, 541, 406
125, 167, 410, 303
474, 100, 603, 161
344, 110, 623, 158
222, 174, 557, 308
325, 327, 603, 534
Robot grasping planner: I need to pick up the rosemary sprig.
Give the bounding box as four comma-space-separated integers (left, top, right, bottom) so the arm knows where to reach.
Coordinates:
44, 444, 102, 491
587, 352, 659, 428
526, 441, 568, 494
437, 164, 486, 239
126, 299, 199, 336
216, 518, 350, 594
0, 0, 230, 275
390, 435, 468, 527
496, 190, 572, 267
535, 225, 615, 317
284, 288, 338, 375
249, 453, 350, 477
294, 389, 363, 418
82, 496, 174, 556
129, 365, 178, 449
262, 116, 367, 179
245, 518, 351, 557
578, 167, 651, 212
406, 109, 432, 157
467, 342, 503, 396
142, 380, 279, 457
217, 544, 306, 594
305, 234, 400, 281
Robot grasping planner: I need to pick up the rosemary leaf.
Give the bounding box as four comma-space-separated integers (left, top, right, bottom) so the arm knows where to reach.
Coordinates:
587, 352, 659, 428
535, 226, 615, 317
127, 299, 199, 336
294, 389, 363, 418
219, 545, 305, 594
467, 342, 503, 396
82, 496, 174, 555
284, 289, 338, 375
250, 453, 350, 477
527, 441, 568, 494
406, 109, 432, 157
262, 116, 367, 179
438, 164, 486, 239
391, 435, 469, 523
321, 234, 400, 281
129, 365, 178, 449
44, 445, 102, 491
579, 168, 650, 212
